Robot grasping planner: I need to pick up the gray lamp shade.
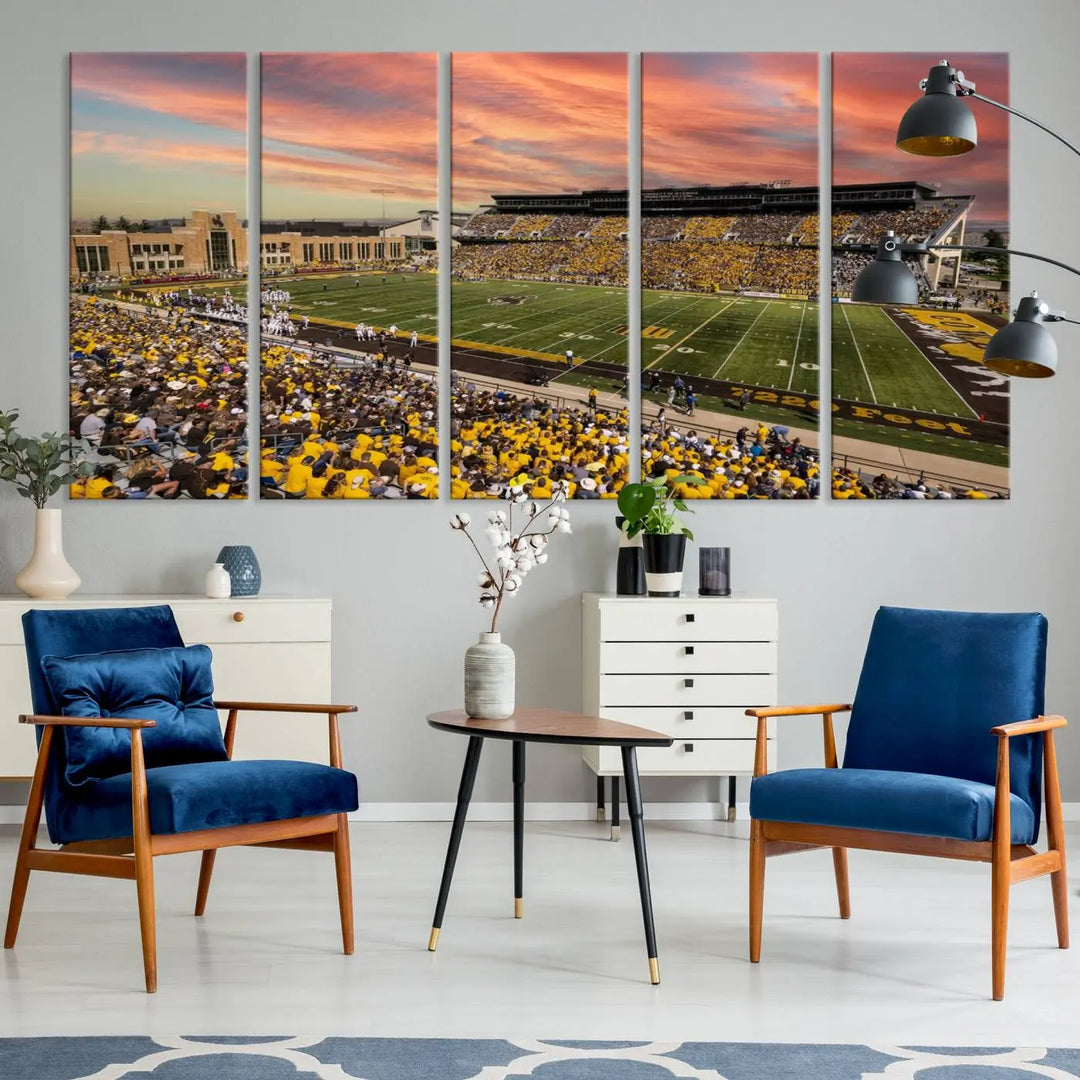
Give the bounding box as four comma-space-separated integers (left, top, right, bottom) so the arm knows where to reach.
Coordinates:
851, 234, 919, 305
896, 62, 978, 157
982, 295, 1058, 378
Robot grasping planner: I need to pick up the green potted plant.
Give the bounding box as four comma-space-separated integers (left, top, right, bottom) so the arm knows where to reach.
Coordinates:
0, 409, 91, 599
617, 474, 705, 596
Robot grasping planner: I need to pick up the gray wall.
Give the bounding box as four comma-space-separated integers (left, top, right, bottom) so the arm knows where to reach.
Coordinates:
2, 0, 1079, 807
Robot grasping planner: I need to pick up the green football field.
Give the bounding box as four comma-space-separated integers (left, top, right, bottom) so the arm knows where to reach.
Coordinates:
183, 273, 972, 418
831, 302, 976, 418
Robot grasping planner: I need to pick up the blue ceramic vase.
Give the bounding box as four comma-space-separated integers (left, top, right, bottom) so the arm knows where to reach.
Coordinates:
216, 545, 261, 597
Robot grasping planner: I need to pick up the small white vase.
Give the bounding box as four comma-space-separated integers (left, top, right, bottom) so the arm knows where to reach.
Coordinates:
464, 631, 515, 719
15, 508, 81, 600
204, 562, 232, 599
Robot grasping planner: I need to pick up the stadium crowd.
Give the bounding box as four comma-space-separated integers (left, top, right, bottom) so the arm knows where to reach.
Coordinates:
259, 344, 438, 499
69, 297, 248, 499
831, 464, 1004, 499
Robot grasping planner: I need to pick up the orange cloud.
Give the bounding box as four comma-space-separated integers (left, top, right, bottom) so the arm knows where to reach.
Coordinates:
453, 53, 627, 208
643, 53, 819, 189
833, 53, 1008, 224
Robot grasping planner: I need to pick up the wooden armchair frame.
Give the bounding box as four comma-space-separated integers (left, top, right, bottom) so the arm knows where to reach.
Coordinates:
4, 700, 357, 993
747, 703, 1069, 1000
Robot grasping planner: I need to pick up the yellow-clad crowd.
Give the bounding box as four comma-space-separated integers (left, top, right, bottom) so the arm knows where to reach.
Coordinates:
831, 465, 1003, 500
643, 419, 820, 499
260, 343, 438, 499
448, 385, 629, 499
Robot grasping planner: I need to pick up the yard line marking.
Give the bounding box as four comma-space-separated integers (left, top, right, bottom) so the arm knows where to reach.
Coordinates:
712, 299, 774, 379
787, 301, 807, 391
840, 303, 877, 404
882, 307, 977, 419
645, 297, 741, 371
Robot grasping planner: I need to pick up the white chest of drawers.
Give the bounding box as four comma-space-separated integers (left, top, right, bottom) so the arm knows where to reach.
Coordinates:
0, 594, 333, 779
582, 593, 778, 823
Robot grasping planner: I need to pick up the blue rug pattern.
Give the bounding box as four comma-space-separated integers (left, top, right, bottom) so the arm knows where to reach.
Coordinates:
2, 1037, 1079, 1080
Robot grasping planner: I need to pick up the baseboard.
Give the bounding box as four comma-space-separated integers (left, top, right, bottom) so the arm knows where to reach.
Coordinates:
3, 802, 1080, 827
350, 801, 744, 823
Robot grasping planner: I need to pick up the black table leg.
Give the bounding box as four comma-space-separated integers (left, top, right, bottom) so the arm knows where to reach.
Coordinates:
428, 735, 484, 951
513, 740, 525, 919
610, 775, 621, 841
621, 745, 659, 984
596, 774, 606, 822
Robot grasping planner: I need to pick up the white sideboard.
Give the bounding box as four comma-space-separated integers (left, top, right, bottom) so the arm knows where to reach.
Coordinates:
582, 593, 778, 828
0, 595, 333, 779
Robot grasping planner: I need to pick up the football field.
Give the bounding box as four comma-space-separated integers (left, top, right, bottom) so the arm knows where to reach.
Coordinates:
831, 302, 977, 418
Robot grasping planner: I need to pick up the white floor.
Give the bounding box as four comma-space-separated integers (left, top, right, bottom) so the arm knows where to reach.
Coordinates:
0, 820, 1077, 1045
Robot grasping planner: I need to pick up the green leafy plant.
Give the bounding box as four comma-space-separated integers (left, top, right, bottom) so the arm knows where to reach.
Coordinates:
0, 409, 92, 509
617, 475, 706, 539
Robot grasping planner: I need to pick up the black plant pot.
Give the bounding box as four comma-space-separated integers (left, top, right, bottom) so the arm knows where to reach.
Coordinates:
642, 533, 687, 597
615, 515, 646, 596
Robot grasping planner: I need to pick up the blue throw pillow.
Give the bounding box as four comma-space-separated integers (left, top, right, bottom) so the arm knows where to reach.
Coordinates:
41, 644, 228, 786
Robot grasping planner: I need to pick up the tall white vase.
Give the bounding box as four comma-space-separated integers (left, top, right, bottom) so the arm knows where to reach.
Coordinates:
15, 508, 81, 600
464, 631, 515, 719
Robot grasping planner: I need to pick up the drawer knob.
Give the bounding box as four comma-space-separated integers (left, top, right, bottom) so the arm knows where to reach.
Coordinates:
233, 611, 245, 623
684, 710, 694, 721
684, 645, 695, 656
685, 613, 695, 623
684, 743, 694, 753
684, 678, 694, 689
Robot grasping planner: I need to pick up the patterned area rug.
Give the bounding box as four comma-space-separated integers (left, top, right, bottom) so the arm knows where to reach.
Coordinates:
2, 1038, 1080, 1080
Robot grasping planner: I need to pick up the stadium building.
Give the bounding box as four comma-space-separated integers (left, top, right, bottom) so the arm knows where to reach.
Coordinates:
70, 209, 409, 279
454, 181, 975, 295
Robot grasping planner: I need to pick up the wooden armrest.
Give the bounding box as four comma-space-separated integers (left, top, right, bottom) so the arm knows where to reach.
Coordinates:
991, 715, 1067, 738
214, 701, 357, 715
745, 703, 852, 718
19, 713, 156, 729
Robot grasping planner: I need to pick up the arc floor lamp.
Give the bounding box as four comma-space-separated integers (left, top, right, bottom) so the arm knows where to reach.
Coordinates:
849, 59, 1079, 378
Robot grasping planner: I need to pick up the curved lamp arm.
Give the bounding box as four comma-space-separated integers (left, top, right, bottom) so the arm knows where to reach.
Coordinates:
967, 91, 1080, 161
925, 244, 1080, 280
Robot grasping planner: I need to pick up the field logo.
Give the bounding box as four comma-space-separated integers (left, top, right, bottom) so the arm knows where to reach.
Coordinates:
642, 325, 675, 339
488, 295, 533, 306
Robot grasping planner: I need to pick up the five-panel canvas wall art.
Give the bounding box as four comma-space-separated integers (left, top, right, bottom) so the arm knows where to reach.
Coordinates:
68, 52, 1010, 501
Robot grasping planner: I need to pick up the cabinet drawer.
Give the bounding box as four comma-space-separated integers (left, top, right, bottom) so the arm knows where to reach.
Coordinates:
598, 705, 768, 741
600, 641, 775, 675
598, 600, 776, 643
590, 738, 774, 775
600, 673, 776, 707
171, 600, 330, 645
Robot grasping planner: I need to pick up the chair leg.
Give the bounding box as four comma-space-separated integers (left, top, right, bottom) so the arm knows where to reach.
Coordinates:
5, 727, 52, 950
1043, 730, 1070, 950
832, 847, 851, 919
749, 819, 765, 962
333, 813, 354, 955
194, 850, 217, 916
991, 846, 1009, 1001
133, 829, 157, 993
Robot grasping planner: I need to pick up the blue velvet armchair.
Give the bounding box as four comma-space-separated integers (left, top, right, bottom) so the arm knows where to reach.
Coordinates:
4, 604, 360, 992
747, 606, 1068, 1000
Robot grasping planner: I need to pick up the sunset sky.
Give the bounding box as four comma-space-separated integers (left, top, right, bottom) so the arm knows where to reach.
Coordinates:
70, 53, 246, 220
261, 53, 437, 222
453, 53, 627, 211
643, 53, 818, 189
834, 53, 1008, 227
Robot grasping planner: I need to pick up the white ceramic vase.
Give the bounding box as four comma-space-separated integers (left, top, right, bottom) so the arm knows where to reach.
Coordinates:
464, 631, 515, 719
15, 508, 81, 600
204, 562, 232, 599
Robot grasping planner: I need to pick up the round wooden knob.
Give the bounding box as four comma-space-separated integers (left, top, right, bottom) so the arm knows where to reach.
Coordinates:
232, 611, 245, 623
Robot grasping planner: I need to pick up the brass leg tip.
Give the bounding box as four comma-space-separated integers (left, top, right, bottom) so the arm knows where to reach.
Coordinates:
514, 898, 523, 919
610, 825, 621, 842
648, 957, 660, 985
596, 808, 606, 822
427, 927, 440, 951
